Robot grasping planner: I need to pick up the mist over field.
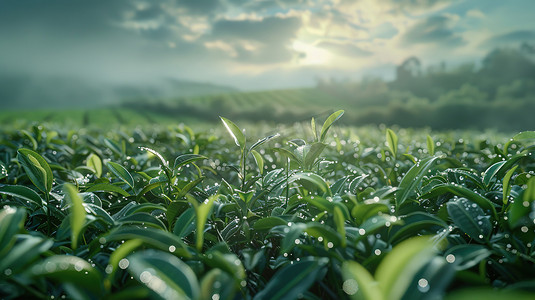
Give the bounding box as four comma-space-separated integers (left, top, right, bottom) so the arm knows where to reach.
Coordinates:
1, 0, 534, 130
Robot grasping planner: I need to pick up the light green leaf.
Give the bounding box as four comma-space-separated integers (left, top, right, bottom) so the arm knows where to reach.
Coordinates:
311, 117, 318, 142
427, 135, 435, 156
17, 149, 53, 194
86, 153, 102, 178
342, 260, 382, 300
105, 239, 143, 285
173, 154, 207, 170
503, 165, 518, 205
386, 129, 398, 159
251, 149, 264, 175
64, 184, 87, 249
320, 110, 344, 142
189, 194, 218, 251
220, 116, 246, 151
375, 236, 436, 300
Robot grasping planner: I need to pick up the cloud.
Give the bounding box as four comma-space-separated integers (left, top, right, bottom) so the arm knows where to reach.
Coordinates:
208, 15, 302, 63
372, 22, 399, 39
212, 16, 301, 43
466, 9, 485, 19
401, 15, 464, 47
177, 0, 222, 15
316, 41, 372, 57
386, 0, 455, 10
482, 30, 535, 48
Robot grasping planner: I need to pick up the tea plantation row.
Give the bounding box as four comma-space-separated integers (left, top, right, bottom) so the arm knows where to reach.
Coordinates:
1, 112, 535, 299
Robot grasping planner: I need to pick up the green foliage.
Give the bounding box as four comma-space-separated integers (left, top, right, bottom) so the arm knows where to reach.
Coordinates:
1, 120, 535, 299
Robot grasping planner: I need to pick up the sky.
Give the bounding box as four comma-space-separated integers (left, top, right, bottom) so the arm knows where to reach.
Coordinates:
1, 0, 534, 91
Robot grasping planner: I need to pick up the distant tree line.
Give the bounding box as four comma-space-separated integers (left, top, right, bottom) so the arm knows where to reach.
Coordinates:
125, 44, 535, 131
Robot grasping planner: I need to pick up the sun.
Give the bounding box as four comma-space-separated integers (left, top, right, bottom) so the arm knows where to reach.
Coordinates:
292, 40, 333, 66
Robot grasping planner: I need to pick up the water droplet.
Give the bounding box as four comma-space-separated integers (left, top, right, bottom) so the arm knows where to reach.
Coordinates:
343, 279, 358, 295
417, 278, 429, 293
119, 258, 130, 269
446, 254, 455, 263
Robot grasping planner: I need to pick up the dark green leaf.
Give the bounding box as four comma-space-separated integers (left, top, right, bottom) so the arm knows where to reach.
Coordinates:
0, 206, 26, 256
106, 161, 135, 190
127, 250, 200, 300
0, 184, 44, 207
396, 156, 439, 207
253, 258, 328, 300
447, 198, 492, 243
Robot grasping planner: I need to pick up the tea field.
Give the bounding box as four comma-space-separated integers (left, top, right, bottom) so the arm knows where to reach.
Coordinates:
1, 111, 535, 299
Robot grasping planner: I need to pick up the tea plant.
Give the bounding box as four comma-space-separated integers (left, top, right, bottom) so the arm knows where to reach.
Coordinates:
1, 117, 535, 300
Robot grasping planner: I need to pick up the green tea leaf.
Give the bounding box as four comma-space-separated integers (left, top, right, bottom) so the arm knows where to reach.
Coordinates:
386, 129, 398, 159
85, 183, 131, 197
0, 184, 44, 207
0, 235, 53, 273
190, 195, 218, 251
173, 154, 207, 170
342, 260, 382, 300
64, 184, 87, 249
253, 216, 287, 231
251, 149, 264, 175
86, 153, 102, 178
447, 198, 492, 243
0, 206, 26, 257
422, 183, 498, 220
290, 172, 330, 195
508, 177, 535, 228
320, 110, 344, 142
106, 161, 135, 190
311, 117, 318, 142
396, 156, 439, 207
203, 250, 246, 281
375, 236, 435, 300
502, 165, 518, 205
127, 250, 200, 300
427, 135, 435, 156
304, 142, 327, 170
173, 207, 196, 238
17, 149, 53, 194
105, 239, 143, 285
29, 255, 103, 294
444, 244, 491, 270
250, 133, 280, 152
253, 258, 328, 300
220, 117, 246, 151
102, 226, 192, 258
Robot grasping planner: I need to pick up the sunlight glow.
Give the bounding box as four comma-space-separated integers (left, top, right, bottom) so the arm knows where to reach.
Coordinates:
292, 40, 333, 65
